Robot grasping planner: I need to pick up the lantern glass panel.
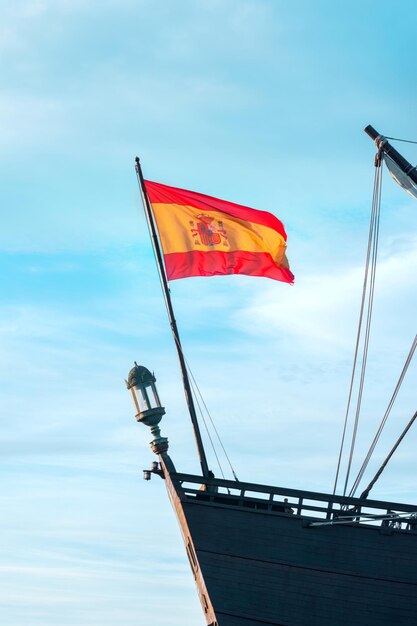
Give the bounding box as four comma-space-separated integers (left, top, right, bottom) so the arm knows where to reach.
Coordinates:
138, 386, 150, 411
130, 387, 141, 413
149, 383, 161, 408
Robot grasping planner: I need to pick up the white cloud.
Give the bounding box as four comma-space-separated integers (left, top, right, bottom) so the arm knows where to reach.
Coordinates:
237, 238, 417, 354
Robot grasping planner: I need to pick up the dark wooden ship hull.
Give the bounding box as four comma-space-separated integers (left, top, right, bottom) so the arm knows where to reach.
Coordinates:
160, 455, 417, 626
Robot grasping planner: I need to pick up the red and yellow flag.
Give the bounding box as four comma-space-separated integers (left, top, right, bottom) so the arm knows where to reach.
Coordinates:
145, 180, 294, 284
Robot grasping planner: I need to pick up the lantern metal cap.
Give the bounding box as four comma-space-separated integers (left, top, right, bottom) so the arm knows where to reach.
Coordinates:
126, 362, 156, 389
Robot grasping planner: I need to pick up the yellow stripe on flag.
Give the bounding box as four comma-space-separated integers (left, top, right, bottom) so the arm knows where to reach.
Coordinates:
152, 202, 287, 264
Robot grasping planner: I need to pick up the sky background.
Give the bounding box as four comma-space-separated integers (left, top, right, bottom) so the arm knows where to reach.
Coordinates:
1, 1, 417, 625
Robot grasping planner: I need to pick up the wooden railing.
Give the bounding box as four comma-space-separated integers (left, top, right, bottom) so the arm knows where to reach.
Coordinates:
172, 472, 417, 532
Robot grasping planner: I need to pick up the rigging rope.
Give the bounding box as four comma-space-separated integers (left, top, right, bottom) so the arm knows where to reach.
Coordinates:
359, 409, 417, 500
333, 153, 383, 495
349, 334, 417, 497
185, 358, 239, 481
170, 330, 238, 480
170, 327, 239, 481
385, 136, 417, 146
187, 370, 227, 480
343, 162, 382, 496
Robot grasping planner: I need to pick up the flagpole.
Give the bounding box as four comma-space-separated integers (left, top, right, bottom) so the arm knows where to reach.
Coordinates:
134, 157, 210, 478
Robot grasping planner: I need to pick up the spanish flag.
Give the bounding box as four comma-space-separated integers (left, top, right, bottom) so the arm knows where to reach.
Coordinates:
145, 180, 294, 284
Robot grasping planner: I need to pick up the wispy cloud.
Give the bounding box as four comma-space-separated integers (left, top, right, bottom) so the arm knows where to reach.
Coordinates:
237, 237, 417, 354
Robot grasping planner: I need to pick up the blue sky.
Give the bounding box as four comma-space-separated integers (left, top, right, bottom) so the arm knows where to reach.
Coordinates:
1, 1, 417, 625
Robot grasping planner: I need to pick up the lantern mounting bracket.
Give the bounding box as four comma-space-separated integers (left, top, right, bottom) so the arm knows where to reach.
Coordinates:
143, 462, 165, 480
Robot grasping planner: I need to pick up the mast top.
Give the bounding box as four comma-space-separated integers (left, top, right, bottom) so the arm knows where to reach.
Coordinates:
364, 124, 417, 185
364, 124, 380, 142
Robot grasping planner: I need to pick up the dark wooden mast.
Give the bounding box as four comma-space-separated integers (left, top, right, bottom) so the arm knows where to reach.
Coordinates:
135, 157, 210, 477
364, 125, 417, 184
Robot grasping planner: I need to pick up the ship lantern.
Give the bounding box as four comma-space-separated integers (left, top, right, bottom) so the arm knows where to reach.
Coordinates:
126, 362, 164, 418
126, 362, 168, 455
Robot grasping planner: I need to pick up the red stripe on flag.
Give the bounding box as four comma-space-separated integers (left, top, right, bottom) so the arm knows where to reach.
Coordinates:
164, 250, 294, 283
145, 180, 287, 239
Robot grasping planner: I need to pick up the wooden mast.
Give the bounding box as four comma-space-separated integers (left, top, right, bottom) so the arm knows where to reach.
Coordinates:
134, 157, 210, 478
364, 125, 417, 185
